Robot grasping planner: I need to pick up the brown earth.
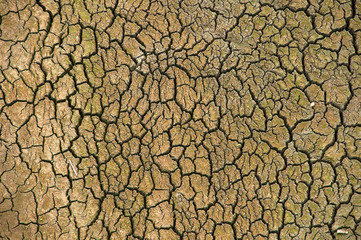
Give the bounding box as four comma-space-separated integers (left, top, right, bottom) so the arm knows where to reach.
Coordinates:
0, 0, 361, 239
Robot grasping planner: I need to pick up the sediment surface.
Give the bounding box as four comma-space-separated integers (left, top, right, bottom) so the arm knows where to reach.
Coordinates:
1, 0, 361, 239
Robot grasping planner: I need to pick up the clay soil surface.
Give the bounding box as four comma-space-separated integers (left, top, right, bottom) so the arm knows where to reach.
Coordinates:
1, 0, 361, 239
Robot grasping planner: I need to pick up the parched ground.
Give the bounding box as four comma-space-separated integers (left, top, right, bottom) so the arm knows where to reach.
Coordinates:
0, 0, 361, 239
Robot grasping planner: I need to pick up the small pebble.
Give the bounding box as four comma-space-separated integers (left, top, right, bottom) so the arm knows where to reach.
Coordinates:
336, 229, 348, 234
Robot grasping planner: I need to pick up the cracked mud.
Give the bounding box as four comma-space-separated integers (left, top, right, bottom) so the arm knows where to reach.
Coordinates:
1, 0, 361, 239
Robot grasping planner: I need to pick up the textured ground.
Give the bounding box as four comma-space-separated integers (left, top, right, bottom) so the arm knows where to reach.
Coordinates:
0, 0, 361, 239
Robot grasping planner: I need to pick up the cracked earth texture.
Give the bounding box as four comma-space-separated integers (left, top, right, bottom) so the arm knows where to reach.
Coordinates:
0, 0, 361, 239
